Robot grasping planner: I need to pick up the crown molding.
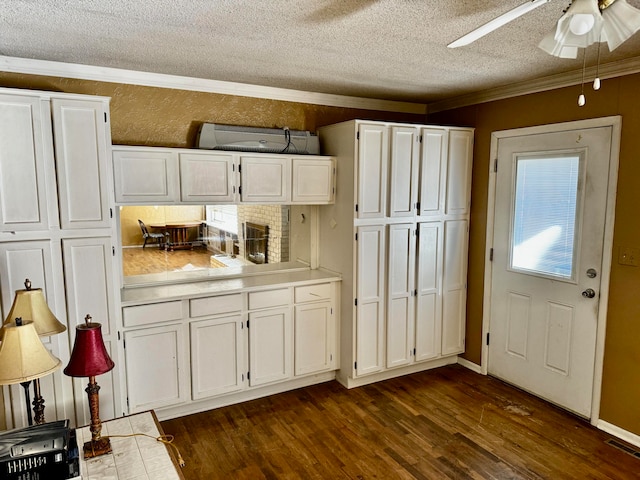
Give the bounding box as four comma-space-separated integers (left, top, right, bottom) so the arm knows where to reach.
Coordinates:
428, 55, 640, 114
0, 56, 427, 115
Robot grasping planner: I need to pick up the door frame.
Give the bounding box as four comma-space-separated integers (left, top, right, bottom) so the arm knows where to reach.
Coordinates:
481, 116, 621, 425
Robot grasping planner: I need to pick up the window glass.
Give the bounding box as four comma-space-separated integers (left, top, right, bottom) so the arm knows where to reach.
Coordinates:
511, 154, 581, 279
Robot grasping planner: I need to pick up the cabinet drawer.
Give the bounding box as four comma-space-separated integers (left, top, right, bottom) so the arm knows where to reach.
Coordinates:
294, 283, 332, 303
123, 301, 183, 327
190, 294, 243, 318
248, 288, 290, 310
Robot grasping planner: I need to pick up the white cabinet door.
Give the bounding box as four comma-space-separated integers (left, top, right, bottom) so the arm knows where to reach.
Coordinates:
386, 223, 416, 368
419, 128, 447, 217
0, 94, 51, 231
389, 127, 419, 218
441, 219, 468, 355
62, 237, 119, 424
179, 152, 236, 203
415, 221, 442, 361
356, 124, 388, 219
294, 301, 334, 375
52, 98, 112, 229
291, 156, 335, 204
0, 240, 71, 428
240, 155, 289, 202
190, 314, 245, 399
124, 323, 188, 412
248, 306, 292, 386
355, 225, 386, 376
113, 148, 179, 203
445, 129, 474, 216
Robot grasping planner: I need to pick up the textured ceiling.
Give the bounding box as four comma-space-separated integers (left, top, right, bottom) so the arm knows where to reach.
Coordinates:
2, 0, 640, 105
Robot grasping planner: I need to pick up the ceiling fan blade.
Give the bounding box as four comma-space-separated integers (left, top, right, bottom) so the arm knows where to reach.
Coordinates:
448, 0, 551, 48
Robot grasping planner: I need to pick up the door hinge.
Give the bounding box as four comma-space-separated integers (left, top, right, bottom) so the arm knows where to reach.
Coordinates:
419, 135, 423, 143
355, 298, 358, 306
247, 371, 250, 380
413, 348, 416, 356
123, 338, 126, 348
414, 289, 418, 296
233, 186, 236, 194
355, 233, 358, 241
330, 354, 333, 362
490, 248, 494, 261
117, 331, 121, 340
104, 112, 107, 123
238, 164, 242, 173
110, 208, 113, 218
357, 131, 360, 140
247, 319, 250, 328
112, 246, 115, 256
354, 361, 357, 370
416, 202, 421, 212
239, 186, 242, 195
330, 307, 333, 315
486, 332, 490, 346
126, 397, 129, 408
355, 204, 359, 212
494, 158, 498, 173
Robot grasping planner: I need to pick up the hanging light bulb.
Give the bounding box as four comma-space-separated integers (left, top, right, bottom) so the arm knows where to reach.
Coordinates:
570, 13, 596, 35
578, 93, 587, 106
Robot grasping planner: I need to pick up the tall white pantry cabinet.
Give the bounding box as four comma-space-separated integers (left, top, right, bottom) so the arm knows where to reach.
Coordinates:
317, 120, 473, 387
0, 88, 120, 428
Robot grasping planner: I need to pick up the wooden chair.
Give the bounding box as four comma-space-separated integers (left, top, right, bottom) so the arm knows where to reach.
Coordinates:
138, 220, 167, 248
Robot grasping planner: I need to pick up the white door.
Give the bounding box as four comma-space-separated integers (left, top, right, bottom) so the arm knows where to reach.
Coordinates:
386, 223, 415, 368
179, 152, 235, 203
388, 126, 419, 218
294, 301, 333, 375
248, 306, 292, 386
356, 123, 388, 219
488, 122, 617, 418
240, 155, 289, 203
291, 156, 335, 204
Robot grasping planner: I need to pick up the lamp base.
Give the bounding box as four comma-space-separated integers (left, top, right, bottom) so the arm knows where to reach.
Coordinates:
83, 436, 112, 459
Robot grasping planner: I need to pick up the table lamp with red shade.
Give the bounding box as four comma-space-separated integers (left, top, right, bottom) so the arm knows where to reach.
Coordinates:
64, 314, 115, 458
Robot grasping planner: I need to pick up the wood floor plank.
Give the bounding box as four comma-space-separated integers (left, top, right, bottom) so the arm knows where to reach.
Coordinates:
162, 365, 640, 479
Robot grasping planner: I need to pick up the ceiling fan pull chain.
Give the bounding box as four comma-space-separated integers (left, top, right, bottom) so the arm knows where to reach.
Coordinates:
578, 47, 587, 106
593, 35, 602, 91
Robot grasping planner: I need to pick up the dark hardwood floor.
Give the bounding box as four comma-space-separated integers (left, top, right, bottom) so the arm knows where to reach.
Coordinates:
161, 365, 640, 479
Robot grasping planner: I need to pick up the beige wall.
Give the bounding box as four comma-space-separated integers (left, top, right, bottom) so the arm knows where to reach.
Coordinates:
428, 73, 640, 437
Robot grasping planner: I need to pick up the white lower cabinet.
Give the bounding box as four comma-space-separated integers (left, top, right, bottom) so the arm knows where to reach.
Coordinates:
294, 283, 336, 376
120, 278, 339, 418
190, 314, 244, 399
248, 306, 293, 386
124, 323, 188, 413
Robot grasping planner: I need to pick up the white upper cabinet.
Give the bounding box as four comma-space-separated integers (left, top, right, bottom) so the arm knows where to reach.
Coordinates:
356, 124, 388, 219
0, 93, 51, 232
113, 147, 179, 203
240, 155, 290, 203
445, 129, 474, 216
419, 128, 447, 217
113, 146, 335, 205
179, 151, 235, 203
388, 127, 419, 218
291, 156, 335, 204
52, 98, 112, 229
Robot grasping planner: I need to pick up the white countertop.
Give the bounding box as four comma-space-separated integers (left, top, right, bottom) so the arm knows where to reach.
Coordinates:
121, 268, 341, 306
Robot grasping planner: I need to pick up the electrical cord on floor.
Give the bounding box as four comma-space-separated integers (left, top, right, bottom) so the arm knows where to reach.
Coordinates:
106, 433, 186, 468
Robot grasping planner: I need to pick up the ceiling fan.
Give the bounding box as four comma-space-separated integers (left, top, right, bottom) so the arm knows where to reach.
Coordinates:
448, 0, 640, 59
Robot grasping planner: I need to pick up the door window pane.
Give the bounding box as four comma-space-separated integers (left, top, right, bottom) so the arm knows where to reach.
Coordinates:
510, 154, 580, 279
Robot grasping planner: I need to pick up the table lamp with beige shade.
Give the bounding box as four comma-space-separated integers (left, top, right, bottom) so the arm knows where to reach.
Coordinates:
0, 319, 63, 424
1, 278, 67, 425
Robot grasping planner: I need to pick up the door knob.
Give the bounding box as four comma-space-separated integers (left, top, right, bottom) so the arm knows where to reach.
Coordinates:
582, 288, 596, 299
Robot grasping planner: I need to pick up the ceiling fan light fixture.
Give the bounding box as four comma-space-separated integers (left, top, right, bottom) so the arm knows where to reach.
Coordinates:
555, 0, 603, 47
601, 0, 640, 50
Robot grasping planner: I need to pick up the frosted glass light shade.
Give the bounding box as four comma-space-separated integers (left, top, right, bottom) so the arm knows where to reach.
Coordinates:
538, 31, 580, 58
0, 321, 62, 385
555, 0, 603, 48
601, 0, 640, 51
2, 279, 66, 337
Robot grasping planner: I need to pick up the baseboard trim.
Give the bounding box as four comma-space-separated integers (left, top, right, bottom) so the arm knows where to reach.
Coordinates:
597, 420, 640, 449
457, 357, 483, 374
